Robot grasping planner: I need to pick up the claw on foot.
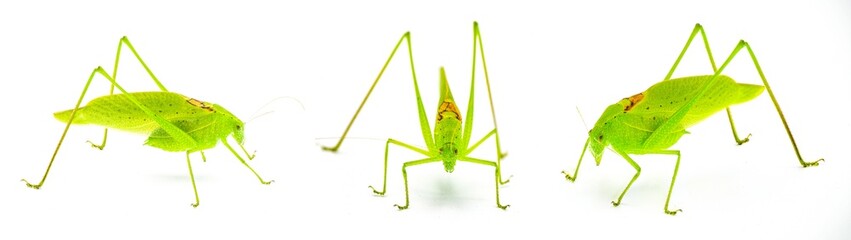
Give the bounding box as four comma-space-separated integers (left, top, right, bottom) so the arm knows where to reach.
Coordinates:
191, 203, 199, 208
666, 209, 683, 215
499, 152, 509, 159
803, 158, 825, 167
611, 201, 621, 207
498, 204, 510, 210
248, 151, 257, 160
21, 179, 42, 189
368, 186, 385, 195
500, 175, 513, 185
86, 141, 105, 150
561, 171, 576, 182
262, 180, 274, 185
394, 204, 408, 210
736, 134, 752, 145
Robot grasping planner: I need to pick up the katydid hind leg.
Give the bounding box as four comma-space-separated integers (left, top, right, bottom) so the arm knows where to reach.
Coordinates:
22, 68, 105, 189
475, 23, 508, 160
82, 37, 172, 150
113, 36, 169, 92
740, 43, 823, 167
321, 32, 435, 153
663, 23, 717, 81
463, 22, 510, 184
23, 36, 190, 191
666, 24, 821, 167
665, 24, 752, 145
683, 39, 823, 167
106, 37, 211, 151
91, 67, 204, 207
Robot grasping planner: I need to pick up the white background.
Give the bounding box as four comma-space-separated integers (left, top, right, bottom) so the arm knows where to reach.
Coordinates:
1, 0, 849, 239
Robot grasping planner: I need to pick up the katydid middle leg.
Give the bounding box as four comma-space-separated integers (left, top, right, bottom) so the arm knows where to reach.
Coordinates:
369, 138, 431, 195
186, 152, 200, 207
459, 156, 510, 209
465, 129, 512, 184
658, 150, 683, 215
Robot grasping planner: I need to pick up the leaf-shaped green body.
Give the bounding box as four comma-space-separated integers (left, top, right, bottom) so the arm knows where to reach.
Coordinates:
434, 68, 463, 172
54, 92, 245, 152
588, 75, 764, 163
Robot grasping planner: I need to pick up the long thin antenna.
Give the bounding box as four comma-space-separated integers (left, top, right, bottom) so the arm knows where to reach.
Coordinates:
576, 106, 589, 132
245, 96, 306, 125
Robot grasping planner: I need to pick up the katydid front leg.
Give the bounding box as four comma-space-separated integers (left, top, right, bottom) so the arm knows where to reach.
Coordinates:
563, 138, 590, 182
223, 138, 273, 185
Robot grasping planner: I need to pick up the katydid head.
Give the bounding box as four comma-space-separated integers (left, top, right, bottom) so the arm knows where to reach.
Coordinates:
210, 104, 246, 144
588, 103, 624, 165
439, 143, 459, 173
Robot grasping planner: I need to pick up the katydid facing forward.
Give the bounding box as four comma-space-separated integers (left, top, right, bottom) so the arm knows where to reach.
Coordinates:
323, 22, 510, 210
563, 23, 823, 215
22, 37, 272, 207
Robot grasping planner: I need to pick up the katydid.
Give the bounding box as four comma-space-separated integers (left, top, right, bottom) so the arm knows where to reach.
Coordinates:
21, 36, 272, 207
322, 22, 510, 210
562, 23, 824, 215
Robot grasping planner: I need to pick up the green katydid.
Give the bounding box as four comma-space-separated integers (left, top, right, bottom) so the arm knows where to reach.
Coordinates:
562, 23, 824, 215
322, 22, 510, 210
21, 36, 272, 207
